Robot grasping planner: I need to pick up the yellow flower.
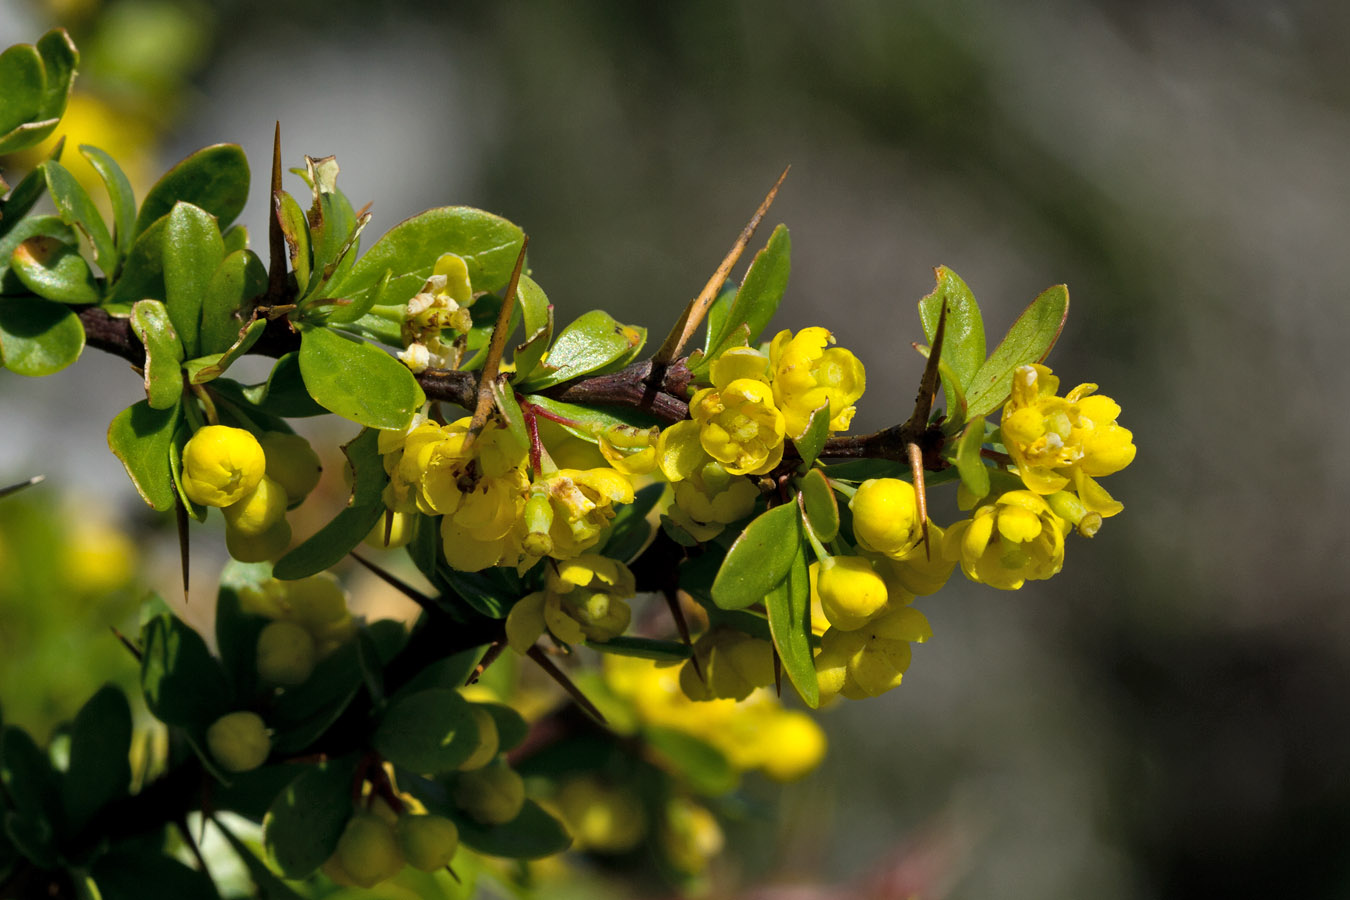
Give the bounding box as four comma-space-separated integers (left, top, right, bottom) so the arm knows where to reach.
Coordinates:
258, 431, 323, 504
848, 477, 922, 559
815, 605, 932, 700
768, 327, 865, 438
398, 252, 475, 372
506, 556, 636, 650
866, 528, 955, 596
526, 468, 634, 560
597, 424, 659, 476
1001, 363, 1135, 515
679, 629, 775, 702
809, 555, 890, 631
222, 475, 288, 538
943, 489, 1069, 590
180, 425, 266, 507
688, 366, 786, 476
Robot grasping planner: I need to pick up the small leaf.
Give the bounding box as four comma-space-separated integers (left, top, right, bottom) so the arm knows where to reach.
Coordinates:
702, 224, 791, 368
297, 324, 424, 430
0, 215, 75, 293
103, 214, 167, 312
33, 29, 77, 122
518, 309, 645, 390
766, 542, 818, 707
107, 400, 179, 510
263, 757, 356, 878
0, 294, 85, 376
41, 159, 116, 274
268, 642, 364, 753
274, 190, 311, 296
213, 561, 274, 698
0, 44, 45, 148
61, 685, 132, 832
0, 164, 53, 234
700, 281, 738, 358
1, 727, 59, 826
236, 352, 327, 418
214, 819, 307, 900
791, 402, 830, 466
711, 502, 802, 610
272, 428, 387, 580
966, 284, 1070, 417
131, 299, 184, 409
133, 144, 250, 242
139, 612, 232, 729
918, 266, 986, 393
796, 468, 839, 542
374, 688, 479, 774
520, 395, 658, 442
584, 635, 692, 663
441, 798, 570, 859
492, 379, 530, 455
8, 235, 98, 302
334, 206, 524, 311
185, 317, 265, 385
199, 249, 267, 356
221, 224, 249, 255
510, 274, 553, 381
955, 414, 991, 500
163, 201, 224, 358
477, 702, 529, 752
643, 726, 738, 795
80, 145, 137, 258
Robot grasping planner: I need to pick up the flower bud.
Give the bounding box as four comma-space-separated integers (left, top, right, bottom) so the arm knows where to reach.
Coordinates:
335, 812, 404, 888
458, 706, 500, 771
225, 518, 291, 563
222, 476, 287, 538
206, 711, 270, 773
259, 431, 323, 503
255, 620, 317, 686
452, 759, 525, 825
396, 813, 459, 872
555, 776, 646, 853
811, 555, 889, 631
849, 478, 920, 558
181, 425, 266, 507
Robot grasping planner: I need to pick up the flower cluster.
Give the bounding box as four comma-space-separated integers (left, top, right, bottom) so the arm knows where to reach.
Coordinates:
395, 252, 477, 373
179, 425, 322, 563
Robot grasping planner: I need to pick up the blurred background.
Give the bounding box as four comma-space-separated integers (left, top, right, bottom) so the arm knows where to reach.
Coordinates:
3, 1, 1349, 897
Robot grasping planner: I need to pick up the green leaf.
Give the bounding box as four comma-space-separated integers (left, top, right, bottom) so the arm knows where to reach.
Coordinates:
1, 727, 59, 827
199, 249, 266, 356
215, 819, 307, 900
492, 379, 530, 455
162, 201, 224, 358
335, 206, 524, 311
702, 224, 791, 368
274, 190, 310, 297
131, 299, 184, 409
374, 688, 479, 774
0, 215, 75, 294
816, 459, 912, 482
214, 562, 274, 698
42, 159, 116, 274
519, 394, 659, 441
273, 428, 388, 579
918, 266, 986, 394
510, 274, 553, 382
103, 214, 166, 313
0, 44, 45, 148
955, 414, 991, 500
300, 158, 363, 298
711, 502, 802, 610
0, 165, 53, 237
133, 144, 250, 242
700, 281, 738, 358
966, 284, 1070, 417
0, 294, 84, 376
34, 29, 77, 122
440, 568, 517, 620
766, 541, 818, 707
601, 481, 664, 564
262, 758, 356, 878
79, 145, 137, 258
642, 726, 737, 795
796, 468, 838, 542
8, 235, 99, 302
442, 798, 570, 860
268, 642, 363, 754
185, 317, 265, 385
236, 352, 328, 418
584, 635, 692, 663
169, 418, 207, 522
4, 809, 55, 868
139, 612, 232, 730
92, 847, 219, 899
61, 685, 132, 832
297, 324, 424, 430
107, 399, 180, 510
517, 309, 645, 390
221, 224, 249, 255
791, 402, 830, 465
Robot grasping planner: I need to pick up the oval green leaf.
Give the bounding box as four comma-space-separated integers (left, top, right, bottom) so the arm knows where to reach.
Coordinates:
61, 685, 132, 832
79, 145, 137, 257
107, 399, 179, 510
200, 249, 266, 356
8, 235, 98, 303
442, 798, 571, 859
41, 159, 116, 275
0, 294, 85, 376
702, 223, 791, 368
374, 688, 479, 774
796, 468, 839, 542
263, 757, 356, 878
765, 542, 818, 707
133, 144, 250, 241
955, 414, 990, 501
966, 284, 1070, 417
918, 266, 986, 392
297, 324, 424, 430
131, 299, 184, 409
711, 502, 803, 610
163, 201, 223, 359
518, 309, 645, 390
139, 612, 232, 730
510, 273, 553, 381
0, 215, 76, 294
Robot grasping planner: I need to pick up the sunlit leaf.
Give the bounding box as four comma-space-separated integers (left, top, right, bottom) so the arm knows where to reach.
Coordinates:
711, 502, 802, 610
966, 284, 1070, 417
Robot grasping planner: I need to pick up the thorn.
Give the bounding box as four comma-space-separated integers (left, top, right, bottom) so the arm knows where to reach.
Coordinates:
110, 626, 142, 662
175, 496, 190, 601
466, 641, 506, 686
907, 441, 931, 561
349, 552, 438, 613
267, 122, 287, 303
904, 299, 947, 435
469, 236, 530, 437
0, 474, 44, 500
662, 590, 702, 681
527, 644, 606, 724
651, 165, 791, 369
